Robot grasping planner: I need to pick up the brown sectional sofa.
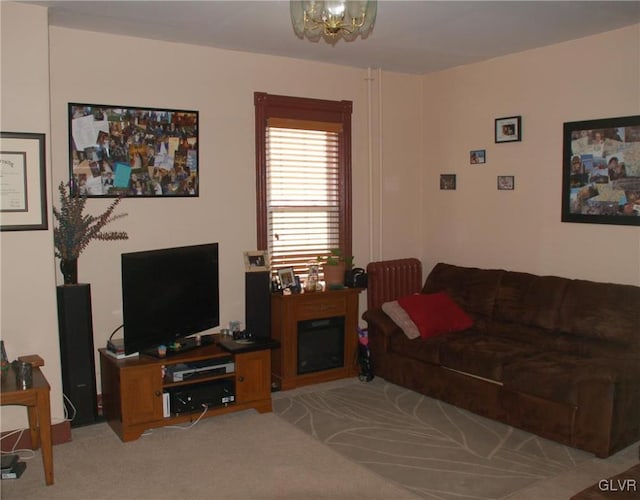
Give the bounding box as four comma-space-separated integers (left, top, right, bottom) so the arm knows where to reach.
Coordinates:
362, 259, 640, 458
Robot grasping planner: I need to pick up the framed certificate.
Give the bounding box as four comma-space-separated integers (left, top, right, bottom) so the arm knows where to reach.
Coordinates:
0, 132, 48, 231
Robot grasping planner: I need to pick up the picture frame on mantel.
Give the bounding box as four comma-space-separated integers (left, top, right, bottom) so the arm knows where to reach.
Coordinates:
277, 267, 297, 289
561, 114, 640, 226
495, 116, 522, 143
0, 132, 48, 231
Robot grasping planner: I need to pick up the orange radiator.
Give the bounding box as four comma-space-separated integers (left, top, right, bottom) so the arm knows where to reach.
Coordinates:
365, 258, 423, 310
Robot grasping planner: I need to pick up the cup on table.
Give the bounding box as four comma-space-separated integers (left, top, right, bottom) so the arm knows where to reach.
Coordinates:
12, 361, 32, 390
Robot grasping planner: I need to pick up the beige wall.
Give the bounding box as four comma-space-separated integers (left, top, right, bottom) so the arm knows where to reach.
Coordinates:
43, 28, 421, 401
0, 3, 64, 431
376, 70, 424, 261
421, 25, 640, 285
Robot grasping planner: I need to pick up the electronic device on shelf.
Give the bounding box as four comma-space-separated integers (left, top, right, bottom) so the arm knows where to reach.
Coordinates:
217, 335, 278, 354
167, 379, 235, 414
121, 243, 219, 356
232, 330, 252, 341
165, 356, 235, 382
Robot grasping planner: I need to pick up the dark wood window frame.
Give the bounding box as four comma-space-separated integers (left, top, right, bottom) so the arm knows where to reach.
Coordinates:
254, 92, 353, 269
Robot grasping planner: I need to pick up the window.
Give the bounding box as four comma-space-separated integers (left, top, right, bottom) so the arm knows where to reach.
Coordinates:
254, 92, 352, 279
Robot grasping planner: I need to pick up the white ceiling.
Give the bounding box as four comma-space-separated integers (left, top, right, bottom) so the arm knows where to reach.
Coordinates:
29, 1, 640, 74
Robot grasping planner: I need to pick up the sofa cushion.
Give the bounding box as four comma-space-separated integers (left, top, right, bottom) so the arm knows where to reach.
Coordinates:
487, 320, 640, 359
381, 300, 420, 339
558, 279, 640, 347
439, 333, 540, 382
422, 263, 502, 319
485, 320, 563, 350
502, 352, 640, 405
553, 332, 640, 359
388, 330, 449, 365
397, 292, 473, 339
494, 272, 569, 331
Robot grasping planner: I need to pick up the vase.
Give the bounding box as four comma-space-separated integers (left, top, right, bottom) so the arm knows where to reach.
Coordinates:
323, 262, 346, 290
60, 258, 78, 285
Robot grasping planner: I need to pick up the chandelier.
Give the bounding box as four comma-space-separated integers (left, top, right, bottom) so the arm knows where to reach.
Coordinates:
290, 1, 377, 43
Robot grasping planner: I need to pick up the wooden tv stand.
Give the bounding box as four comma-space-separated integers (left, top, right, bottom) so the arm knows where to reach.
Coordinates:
99, 336, 274, 442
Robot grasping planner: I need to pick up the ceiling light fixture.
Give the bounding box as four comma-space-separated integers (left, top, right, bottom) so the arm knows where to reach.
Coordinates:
291, 1, 377, 43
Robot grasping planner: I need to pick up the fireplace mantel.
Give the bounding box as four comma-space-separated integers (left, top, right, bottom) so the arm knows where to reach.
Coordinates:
270, 288, 362, 390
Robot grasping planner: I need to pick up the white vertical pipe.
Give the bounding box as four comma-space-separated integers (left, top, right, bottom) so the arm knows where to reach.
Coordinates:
378, 67, 383, 261
367, 67, 374, 263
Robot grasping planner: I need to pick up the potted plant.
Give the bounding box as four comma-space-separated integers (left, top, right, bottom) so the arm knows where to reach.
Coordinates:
53, 181, 129, 284
318, 248, 353, 289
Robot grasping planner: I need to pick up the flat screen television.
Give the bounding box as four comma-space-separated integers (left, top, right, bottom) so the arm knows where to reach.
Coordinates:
121, 243, 219, 355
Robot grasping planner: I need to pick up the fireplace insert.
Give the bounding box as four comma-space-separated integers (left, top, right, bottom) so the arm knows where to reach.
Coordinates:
297, 316, 345, 375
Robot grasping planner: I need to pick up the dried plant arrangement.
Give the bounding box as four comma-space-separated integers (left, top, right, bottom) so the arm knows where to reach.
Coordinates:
53, 181, 128, 283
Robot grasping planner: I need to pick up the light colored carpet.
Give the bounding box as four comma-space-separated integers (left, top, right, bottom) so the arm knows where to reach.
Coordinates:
0, 409, 417, 500
3, 378, 638, 500
273, 377, 639, 500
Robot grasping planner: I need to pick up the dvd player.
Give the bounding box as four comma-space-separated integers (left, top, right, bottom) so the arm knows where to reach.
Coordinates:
166, 356, 235, 382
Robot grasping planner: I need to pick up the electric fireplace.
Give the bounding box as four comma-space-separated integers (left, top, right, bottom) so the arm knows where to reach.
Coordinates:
297, 317, 345, 375
270, 288, 362, 390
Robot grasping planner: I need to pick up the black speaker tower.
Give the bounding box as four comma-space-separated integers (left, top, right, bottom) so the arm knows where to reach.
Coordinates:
245, 271, 271, 339
56, 284, 98, 427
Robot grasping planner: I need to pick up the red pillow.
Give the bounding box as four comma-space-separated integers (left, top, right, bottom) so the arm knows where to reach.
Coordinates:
397, 292, 473, 339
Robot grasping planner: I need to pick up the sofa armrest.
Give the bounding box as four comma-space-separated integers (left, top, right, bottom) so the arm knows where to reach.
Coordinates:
363, 308, 402, 338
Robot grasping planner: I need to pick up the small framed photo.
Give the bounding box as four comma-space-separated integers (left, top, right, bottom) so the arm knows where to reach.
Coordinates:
470, 149, 486, 164
277, 267, 297, 289
440, 174, 456, 190
243, 250, 269, 272
497, 175, 515, 190
495, 116, 522, 143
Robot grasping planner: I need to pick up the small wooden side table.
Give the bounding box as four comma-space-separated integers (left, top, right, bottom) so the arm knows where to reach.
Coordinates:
0, 355, 54, 485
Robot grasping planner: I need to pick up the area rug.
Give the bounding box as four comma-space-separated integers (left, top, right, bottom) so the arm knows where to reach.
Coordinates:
273, 378, 592, 500
0, 410, 416, 500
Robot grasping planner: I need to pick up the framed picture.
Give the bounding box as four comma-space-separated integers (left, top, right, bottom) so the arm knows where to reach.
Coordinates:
277, 267, 297, 289
68, 103, 199, 198
470, 149, 486, 164
243, 250, 269, 272
562, 114, 640, 226
0, 132, 48, 231
497, 175, 515, 190
495, 116, 522, 143
440, 174, 456, 190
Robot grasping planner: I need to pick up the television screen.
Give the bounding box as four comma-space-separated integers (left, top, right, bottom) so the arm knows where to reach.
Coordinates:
121, 243, 219, 355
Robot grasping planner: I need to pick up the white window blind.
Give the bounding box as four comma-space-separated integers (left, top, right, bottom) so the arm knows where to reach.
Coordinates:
266, 124, 341, 278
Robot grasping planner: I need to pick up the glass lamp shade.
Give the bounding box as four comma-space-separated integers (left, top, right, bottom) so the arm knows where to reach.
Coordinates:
290, 0, 377, 43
